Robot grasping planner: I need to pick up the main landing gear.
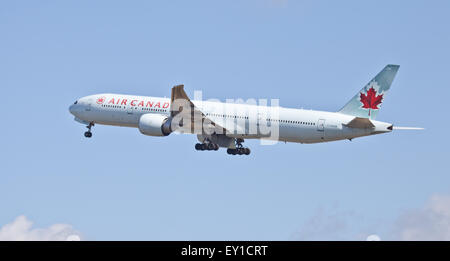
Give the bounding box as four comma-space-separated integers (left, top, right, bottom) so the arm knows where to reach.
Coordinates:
194, 137, 251, 155
226, 138, 251, 156
84, 122, 94, 138
195, 142, 219, 151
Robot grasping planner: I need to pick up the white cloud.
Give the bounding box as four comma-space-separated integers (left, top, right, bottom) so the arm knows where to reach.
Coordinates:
366, 234, 381, 241
392, 194, 450, 240
293, 194, 450, 241
0, 215, 82, 241
291, 204, 367, 240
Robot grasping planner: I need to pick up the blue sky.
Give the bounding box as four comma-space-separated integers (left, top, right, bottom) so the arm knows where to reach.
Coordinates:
1, 0, 449, 240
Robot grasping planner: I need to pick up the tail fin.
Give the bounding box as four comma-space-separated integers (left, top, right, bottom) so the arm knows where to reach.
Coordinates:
339, 64, 399, 120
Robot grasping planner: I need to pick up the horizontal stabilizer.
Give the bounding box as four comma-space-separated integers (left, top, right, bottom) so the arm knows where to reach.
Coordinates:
393, 126, 424, 130
344, 117, 375, 129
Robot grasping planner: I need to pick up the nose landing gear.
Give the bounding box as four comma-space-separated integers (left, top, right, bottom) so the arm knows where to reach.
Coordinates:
84, 122, 94, 138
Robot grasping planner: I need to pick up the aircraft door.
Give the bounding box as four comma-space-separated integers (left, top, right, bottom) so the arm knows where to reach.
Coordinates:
317, 119, 325, 140
85, 98, 93, 111
126, 104, 139, 124
257, 111, 266, 126
317, 119, 325, 131
257, 111, 270, 136
127, 105, 133, 115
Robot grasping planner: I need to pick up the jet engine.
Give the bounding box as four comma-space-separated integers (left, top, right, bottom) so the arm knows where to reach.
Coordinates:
138, 114, 172, 137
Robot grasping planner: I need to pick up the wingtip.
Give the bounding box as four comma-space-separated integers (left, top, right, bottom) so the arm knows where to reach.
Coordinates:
387, 64, 400, 69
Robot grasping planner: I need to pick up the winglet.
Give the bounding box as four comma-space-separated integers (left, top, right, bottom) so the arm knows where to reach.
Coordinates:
169, 84, 228, 135
170, 84, 196, 118
171, 84, 188, 102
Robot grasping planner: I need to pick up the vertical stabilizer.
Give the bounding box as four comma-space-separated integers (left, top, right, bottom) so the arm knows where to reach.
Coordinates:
339, 64, 399, 120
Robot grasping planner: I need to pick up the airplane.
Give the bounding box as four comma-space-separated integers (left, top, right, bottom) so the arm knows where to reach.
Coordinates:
69, 64, 422, 155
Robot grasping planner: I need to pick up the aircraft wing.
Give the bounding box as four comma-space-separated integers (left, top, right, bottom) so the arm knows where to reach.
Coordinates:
170, 85, 231, 135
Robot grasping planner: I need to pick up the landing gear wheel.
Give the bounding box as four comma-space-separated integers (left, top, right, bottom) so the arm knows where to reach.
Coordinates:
207, 143, 215, 151
226, 148, 237, 155
227, 138, 250, 155
196, 141, 219, 152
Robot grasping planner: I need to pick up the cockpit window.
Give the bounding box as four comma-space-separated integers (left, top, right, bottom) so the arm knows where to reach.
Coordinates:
74, 101, 78, 104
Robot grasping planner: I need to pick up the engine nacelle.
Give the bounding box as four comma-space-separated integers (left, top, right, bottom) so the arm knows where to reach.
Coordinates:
138, 114, 172, 137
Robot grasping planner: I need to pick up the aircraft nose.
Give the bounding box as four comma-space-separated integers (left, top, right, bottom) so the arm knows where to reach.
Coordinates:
69, 104, 78, 116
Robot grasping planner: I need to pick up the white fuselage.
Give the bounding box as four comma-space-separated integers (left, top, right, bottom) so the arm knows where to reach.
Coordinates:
69, 93, 392, 144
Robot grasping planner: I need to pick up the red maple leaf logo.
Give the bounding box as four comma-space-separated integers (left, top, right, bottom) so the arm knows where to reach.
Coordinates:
360, 87, 383, 116
96, 97, 106, 104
